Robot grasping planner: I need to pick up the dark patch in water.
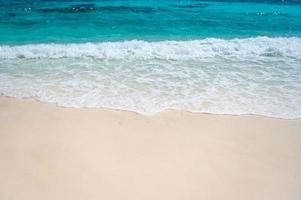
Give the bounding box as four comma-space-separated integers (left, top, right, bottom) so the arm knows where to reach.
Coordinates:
0, 21, 40, 26
8, 13, 17, 17
39, 7, 95, 13
99, 6, 155, 13
174, 3, 210, 8
72, 4, 96, 8
39, 5, 169, 14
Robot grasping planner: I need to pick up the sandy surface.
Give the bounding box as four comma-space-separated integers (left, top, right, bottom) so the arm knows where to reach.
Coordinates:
0, 96, 301, 200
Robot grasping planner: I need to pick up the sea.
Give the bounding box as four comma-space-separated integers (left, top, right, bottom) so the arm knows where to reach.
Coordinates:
0, 0, 301, 118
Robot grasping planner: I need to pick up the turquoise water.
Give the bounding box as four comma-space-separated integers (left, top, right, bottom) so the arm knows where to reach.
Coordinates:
1, 0, 301, 43
0, 0, 301, 118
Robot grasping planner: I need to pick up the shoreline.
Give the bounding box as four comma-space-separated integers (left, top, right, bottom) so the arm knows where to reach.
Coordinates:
1, 96, 301, 200
1, 95, 300, 121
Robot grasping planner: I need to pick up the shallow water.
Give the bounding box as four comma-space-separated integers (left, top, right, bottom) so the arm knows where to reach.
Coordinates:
0, 0, 301, 118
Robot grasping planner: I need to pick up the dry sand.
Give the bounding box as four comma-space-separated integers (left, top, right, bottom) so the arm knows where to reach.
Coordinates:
0, 96, 300, 200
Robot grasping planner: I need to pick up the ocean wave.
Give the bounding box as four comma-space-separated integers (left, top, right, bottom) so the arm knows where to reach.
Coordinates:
0, 37, 301, 119
1, 37, 301, 60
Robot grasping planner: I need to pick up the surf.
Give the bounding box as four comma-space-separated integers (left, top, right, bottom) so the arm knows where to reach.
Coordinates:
0, 37, 300, 119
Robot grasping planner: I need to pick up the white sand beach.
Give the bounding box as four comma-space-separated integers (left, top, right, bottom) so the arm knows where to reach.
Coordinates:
0, 96, 301, 200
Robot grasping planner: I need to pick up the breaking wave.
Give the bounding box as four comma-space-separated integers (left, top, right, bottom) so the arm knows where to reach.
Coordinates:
1, 37, 301, 60
0, 37, 301, 119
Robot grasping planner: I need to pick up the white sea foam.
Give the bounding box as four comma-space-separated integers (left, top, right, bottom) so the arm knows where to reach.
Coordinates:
1, 36, 301, 60
0, 37, 301, 118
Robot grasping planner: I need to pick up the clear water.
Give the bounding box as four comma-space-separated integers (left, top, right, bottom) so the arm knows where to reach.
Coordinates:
0, 0, 301, 118
1, 0, 301, 43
